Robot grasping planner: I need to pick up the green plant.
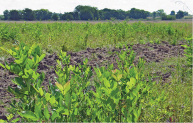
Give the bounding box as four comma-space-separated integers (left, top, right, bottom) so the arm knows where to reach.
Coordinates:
139, 40, 145, 44
155, 39, 160, 44
84, 31, 89, 49
0, 22, 192, 57
62, 44, 68, 52
0, 41, 167, 122
172, 38, 177, 45
0, 41, 46, 122
181, 37, 193, 73
149, 40, 154, 44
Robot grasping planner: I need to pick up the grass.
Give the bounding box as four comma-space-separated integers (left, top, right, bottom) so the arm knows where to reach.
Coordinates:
140, 55, 192, 122
0, 21, 192, 122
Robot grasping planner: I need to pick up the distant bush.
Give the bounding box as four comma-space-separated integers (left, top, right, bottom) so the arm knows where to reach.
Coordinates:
161, 15, 176, 20
0, 15, 4, 20
184, 16, 193, 19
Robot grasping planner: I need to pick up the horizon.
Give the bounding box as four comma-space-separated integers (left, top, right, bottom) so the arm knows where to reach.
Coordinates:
0, 0, 192, 15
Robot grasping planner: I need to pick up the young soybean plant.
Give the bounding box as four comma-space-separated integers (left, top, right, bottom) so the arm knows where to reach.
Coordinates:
90, 45, 167, 122
0, 41, 46, 122
0, 43, 93, 122
0, 41, 167, 122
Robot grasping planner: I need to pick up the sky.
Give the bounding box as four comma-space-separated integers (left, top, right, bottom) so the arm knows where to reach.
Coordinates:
0, 0, 193, 15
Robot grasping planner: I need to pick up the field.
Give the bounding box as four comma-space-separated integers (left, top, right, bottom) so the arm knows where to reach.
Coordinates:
0, 20, 192, 122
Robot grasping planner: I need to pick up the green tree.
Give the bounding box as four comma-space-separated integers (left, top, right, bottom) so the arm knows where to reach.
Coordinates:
176, 10, 184, 19
60, 13, 66, 20
60, 13, 74, 20
9, 10, 21, 20
117, 9, 125, 20
98, 10, 104, 20
73, 12, 80, 20
34, 9, 52, 20
102, 8, 114, 20
3, 10, 9, 20
129, 8, 148, 19
161, 13, 167, 20
156, 9, 164, 16
170, 10, 175, 15
74, 5, 98, 20
52, 13, 58, 20
0, 15, 4, 20
125, 10, 130, 19
153, 11, 156, 19
58, 13, 63, 20
184, 11, 188, 16
23, 8, 35, 20
66, 13, 74, 20
80, 10, 94, 20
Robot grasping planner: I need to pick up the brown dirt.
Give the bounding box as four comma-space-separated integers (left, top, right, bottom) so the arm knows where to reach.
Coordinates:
0, 19, 192, 24
0, 40, 188, 121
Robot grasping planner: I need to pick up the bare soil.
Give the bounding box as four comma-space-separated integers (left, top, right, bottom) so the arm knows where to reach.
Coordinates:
0, 19, 192, 24
0, 40, 188, 121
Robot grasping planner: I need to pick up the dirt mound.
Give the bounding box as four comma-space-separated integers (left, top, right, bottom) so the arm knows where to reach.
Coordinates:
0, 40, 187, 120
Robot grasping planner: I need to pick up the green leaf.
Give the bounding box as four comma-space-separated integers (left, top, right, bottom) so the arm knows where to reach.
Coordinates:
11, 118, 20, 122
73, 108, 78, 115
32, 55, 37, 65
13, 77, 26, 88
28, 44, 36, 56
51, 111, 60, 121
55, 82, 63, 92
7, 86, 17, 97
101, 87, 110, 95
39, 88, 44, 96
56, 107, 64, 113
44, 106, 50, 120
19, 87, 29, 94
22, 69, 29, 78
14, 56, 23, 64
133, 84, 140, 97
19, 71, 24, 76
0, 63, 5, 69
5, 61, 10, 70
110, 87, 119, 98
127, 77, 136, 88
32, 85, 39, 93
62, 81, 70, 95
39, 54, 46, 62
6, 114, 13, 121
112, 74, 117, 80
35, 103, 42, 119
32, 71, 40, 80
117, 74, 122, 81
27, 59, 34, 68
104, 78, 110, 88
50, 96, 56, 106
94, 67, 102, 77
87, 109, 91, 115
21, 111, 39, 121
62, 109, 69, 116
45, 93, 51, 102
0, 119, 7, 123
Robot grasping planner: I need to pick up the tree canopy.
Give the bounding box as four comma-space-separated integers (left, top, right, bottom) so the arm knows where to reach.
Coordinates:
2, 6, 190, 21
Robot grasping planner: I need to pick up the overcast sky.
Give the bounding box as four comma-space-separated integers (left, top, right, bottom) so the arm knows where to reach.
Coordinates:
0, 0, 192, 15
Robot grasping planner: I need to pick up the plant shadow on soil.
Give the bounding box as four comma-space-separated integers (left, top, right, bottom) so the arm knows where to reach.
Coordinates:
0, 40, 190, 121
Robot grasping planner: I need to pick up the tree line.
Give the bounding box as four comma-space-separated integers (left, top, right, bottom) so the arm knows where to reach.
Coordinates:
152, 9, 189, 20
1, 5, 190, 21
